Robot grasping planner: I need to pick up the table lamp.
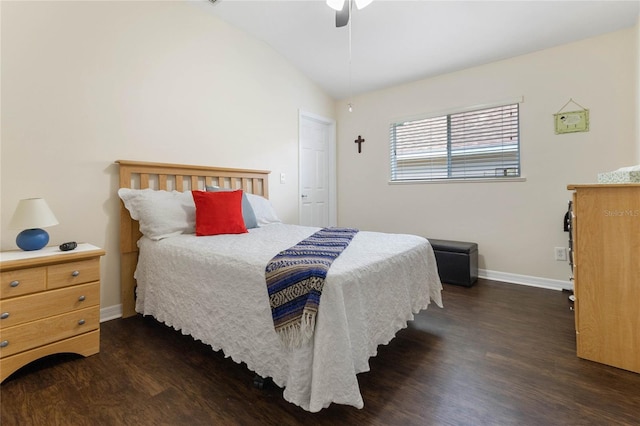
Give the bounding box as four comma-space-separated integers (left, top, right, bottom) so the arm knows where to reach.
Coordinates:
9, 198, 59, 251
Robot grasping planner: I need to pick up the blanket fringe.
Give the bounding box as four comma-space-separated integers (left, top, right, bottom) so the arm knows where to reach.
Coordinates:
276, 311, 316, 349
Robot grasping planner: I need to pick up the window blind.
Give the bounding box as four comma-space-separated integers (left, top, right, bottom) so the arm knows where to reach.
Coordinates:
390, 103, 520, 181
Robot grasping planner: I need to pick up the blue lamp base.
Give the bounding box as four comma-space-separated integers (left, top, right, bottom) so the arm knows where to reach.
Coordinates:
16, 228, 50, 251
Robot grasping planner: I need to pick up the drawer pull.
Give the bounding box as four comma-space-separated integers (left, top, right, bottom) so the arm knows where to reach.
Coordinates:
71, 270, 80, 277
9, 280, 20, 288
0, 312, 9, 320
78, 295, 86, 302
78, 319, 86, 325
0, 340, 8, 348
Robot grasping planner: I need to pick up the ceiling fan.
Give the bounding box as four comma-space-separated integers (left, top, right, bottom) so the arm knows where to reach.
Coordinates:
327, 0, 373, 28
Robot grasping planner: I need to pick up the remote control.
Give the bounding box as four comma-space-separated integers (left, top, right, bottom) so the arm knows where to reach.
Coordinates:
59, 241, 77, 251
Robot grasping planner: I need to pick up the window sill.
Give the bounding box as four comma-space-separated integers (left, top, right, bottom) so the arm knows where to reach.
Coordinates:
388, 177, 527, 185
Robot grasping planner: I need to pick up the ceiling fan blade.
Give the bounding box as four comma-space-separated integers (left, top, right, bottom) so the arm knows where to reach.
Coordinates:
336, 1, 349, 27
353, 0, 373, 9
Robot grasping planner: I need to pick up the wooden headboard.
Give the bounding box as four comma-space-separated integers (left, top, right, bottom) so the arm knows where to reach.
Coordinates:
116, 160, 270, 318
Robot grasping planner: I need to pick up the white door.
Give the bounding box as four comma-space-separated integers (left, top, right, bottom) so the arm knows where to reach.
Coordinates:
299, 111, 336, 227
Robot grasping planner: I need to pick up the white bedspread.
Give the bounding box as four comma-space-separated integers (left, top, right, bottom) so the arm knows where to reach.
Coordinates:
134, 223, 443, 412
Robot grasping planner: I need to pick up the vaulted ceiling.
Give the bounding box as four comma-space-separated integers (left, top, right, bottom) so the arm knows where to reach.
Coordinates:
205, 0, 639, 100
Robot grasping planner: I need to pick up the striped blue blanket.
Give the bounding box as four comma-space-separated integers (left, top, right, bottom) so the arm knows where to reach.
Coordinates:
265, 227, 359, 348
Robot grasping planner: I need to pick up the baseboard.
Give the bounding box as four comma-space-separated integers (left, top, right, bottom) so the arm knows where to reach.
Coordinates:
100, 304, 123, 322
479, 269, 573, 291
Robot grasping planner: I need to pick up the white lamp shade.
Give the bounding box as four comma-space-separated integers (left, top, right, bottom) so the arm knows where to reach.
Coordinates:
9, 198, 59, 230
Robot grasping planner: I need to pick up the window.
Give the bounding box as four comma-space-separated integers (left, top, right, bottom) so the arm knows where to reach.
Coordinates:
390, 102, 520, 182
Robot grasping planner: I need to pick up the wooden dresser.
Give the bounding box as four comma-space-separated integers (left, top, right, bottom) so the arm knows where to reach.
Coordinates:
567, 184, 640, 374
0, 244, 105, 382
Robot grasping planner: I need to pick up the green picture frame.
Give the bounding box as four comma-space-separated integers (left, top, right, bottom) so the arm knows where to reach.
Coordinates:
554, 109, 589, 134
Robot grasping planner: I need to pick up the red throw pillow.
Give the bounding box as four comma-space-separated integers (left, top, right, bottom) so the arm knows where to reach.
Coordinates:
192, 190, 248, 236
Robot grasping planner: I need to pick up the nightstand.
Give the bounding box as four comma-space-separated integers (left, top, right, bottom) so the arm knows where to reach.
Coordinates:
0, 244, 105, 382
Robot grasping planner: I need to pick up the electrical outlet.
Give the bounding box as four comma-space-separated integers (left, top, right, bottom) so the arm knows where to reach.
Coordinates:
554, 247, 567, 261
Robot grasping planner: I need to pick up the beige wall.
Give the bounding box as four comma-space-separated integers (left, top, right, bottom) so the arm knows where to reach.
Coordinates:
335, 27, 638, 288
0, 1, 335, 314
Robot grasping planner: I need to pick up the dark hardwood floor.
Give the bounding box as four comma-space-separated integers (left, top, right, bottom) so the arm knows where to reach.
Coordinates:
2, 279, 639, 425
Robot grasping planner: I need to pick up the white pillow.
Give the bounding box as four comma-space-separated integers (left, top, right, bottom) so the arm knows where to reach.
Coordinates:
118, 188, 195, 240
246, 193, 281, 226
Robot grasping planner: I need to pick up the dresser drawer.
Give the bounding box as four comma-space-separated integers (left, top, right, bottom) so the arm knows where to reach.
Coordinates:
0, 282, 99, 329
0, 267, 46, 299
47, 259, 100, 290
0, 306, 99, 358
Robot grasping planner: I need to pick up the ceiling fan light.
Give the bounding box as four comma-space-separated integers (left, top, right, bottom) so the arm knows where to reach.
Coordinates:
327, 0, 346, 11
354, 0, 373, 10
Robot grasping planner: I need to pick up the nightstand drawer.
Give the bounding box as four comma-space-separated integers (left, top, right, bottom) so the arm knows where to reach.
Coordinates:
0, 306, 99, 358
0, 267, 46, 299
47, 259, 100, 290
0, 282, 99, 329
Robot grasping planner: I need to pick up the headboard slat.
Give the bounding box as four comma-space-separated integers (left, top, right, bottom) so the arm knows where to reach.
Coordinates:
159, 174, 168, 190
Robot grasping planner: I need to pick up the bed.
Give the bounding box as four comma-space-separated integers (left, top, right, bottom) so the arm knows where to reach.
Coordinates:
116, 160, 443, 412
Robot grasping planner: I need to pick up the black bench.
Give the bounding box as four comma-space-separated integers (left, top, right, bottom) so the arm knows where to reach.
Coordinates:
429, 239, 478, 287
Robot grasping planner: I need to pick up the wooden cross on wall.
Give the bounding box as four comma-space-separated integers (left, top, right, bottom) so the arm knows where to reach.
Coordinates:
354, 135, 365, 154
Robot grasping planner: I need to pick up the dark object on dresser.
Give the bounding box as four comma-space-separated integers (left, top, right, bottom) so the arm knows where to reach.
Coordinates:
59, 241, 77, 251
428, 239, 478, 287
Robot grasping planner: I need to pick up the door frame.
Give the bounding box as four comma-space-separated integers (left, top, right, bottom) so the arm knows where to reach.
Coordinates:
298, 110, 337, 227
